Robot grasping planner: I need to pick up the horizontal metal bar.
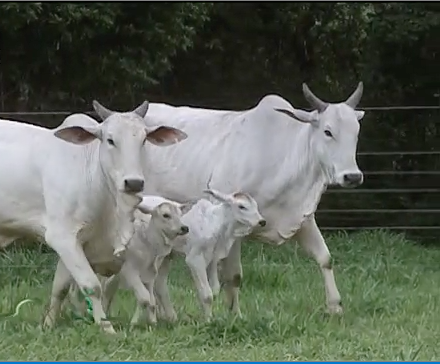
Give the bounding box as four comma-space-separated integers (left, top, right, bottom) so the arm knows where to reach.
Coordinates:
364, 171, 440, 175
317, 209, 440, 214
358, 151, 440, 156
1, 106, 439, 116
0, 111, 96, 116
0, 265, 53, 269
326, 188, 440, 194
321, 226, 440, 230
359, 106, 440, 111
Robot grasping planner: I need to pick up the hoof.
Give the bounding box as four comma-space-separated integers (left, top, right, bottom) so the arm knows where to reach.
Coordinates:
326, 304, 343, 315
101, 320, 117, 334
113, 246, 126, 258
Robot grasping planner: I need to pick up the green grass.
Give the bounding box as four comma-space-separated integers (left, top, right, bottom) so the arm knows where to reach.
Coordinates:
0, 231, 439, 360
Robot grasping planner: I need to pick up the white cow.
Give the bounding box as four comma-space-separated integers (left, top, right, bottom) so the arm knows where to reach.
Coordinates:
102, 186, 265, 323
139, 82, 365, 316
0, 100, 186, 333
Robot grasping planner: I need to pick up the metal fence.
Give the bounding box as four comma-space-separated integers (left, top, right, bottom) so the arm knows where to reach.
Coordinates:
0, 105, 439, 243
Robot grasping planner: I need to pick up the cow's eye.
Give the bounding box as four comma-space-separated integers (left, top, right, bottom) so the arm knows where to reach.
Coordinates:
163, 213, 171, 219
324, 130, 333, 138
238, 205, 246, 210
107, 138, 115, 146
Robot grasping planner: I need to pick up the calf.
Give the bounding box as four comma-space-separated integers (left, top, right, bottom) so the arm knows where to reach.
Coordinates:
100, 197, 192, 325
104, 186, 265, 322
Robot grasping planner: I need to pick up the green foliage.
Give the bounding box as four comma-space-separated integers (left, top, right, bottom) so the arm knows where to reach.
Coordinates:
0, 2, 213, 109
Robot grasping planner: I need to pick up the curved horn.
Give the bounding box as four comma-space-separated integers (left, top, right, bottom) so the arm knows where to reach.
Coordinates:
302, 83, 328, 112
133, 100, 150, 118
206, 172, 214, 190
92, 100, 114, 121
345, 82, 364, 109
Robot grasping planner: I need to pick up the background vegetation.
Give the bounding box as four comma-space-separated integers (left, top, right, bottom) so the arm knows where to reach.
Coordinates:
1, 2, 438, 241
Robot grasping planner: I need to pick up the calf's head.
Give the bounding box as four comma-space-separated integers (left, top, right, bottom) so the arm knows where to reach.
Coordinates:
53, 100, 187, 194
204, 187, 266, 230
275, 82, 365, 188
137, 196, 192, 239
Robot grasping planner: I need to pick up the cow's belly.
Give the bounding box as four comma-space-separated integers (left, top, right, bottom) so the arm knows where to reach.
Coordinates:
0, 144, 45, 244
0, 204, 46, 247
82, 237, 122, 276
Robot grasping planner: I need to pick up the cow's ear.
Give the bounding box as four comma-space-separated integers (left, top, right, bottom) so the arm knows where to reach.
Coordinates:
145, 126, 187, 146
355, 110, 365, 121
54, 126, 102, 145
274, 108, 319, 127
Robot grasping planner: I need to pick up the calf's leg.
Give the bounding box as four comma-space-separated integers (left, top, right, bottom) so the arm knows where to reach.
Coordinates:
118, 265, 155, 326
207, 258, 221, 297
185, 253, 213, 320
296, 216, 342, 314
154, 255, 177, 322
220, 239, 242, 317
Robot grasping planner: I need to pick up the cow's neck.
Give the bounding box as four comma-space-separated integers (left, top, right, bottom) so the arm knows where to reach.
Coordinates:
85, 146, 138, 248
256, 122, 328, 243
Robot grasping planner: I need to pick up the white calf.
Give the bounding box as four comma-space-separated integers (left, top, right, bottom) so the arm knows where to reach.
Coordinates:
106, 187, 264, 321
66, 196, 192, 325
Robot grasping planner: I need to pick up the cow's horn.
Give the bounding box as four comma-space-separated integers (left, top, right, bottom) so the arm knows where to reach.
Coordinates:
345, 82, 364, 109
302, 83, 328, 112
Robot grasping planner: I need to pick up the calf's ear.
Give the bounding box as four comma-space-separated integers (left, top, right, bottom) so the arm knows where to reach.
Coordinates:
203, 188, 232, 204
179, 201, 195, 215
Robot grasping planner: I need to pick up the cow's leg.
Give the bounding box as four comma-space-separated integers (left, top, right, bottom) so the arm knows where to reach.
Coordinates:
185, 253, 213, 320
61, 281, 87, 315
154, 255, 177, 322
43, 259, 73, 328
207, 258, 221, 297
101, 274, 121, 315
296, 216, 342, 314
45, 228, 116, 334
220, 239, 242, 317
119, 265, 155, 326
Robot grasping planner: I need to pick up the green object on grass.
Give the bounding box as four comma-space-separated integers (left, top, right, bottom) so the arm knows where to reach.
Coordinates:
85, 296, 93, 316
71, 288, 94, 323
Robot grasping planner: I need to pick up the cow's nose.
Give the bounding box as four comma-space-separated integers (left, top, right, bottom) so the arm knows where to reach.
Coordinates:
180, 225, 189, 234
124, 178, 144, 193
343, 173, 363, 186
258, 219, 267, 227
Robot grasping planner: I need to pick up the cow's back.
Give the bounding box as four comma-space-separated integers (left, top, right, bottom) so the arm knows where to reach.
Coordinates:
143, 97, 295, 202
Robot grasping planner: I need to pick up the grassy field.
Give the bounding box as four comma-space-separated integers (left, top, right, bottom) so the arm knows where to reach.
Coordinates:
0, 230, 439, 360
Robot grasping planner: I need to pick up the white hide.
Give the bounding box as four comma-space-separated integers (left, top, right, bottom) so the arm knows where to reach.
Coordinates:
139, 83, 365, 315
0, 100, 187, 334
